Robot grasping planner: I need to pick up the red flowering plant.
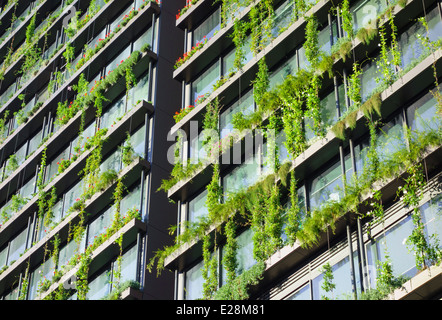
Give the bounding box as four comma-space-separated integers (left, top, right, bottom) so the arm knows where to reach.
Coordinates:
176, 0, 199, 20
173, 105, 195, 123
174, 36, 208, 69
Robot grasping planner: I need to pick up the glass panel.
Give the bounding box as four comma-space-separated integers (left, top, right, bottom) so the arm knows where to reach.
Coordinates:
276, 130, 289, 164
189, 131, 207, 164
281, 185, 307, 242
129, 71, 150, 107
120, 244, 138, 284
133, 27, 152, 53
351, 0, 387, 33
188, 189, 209, 223
120, 184, 141, 215
366, 216, 416, 288
109, 3, 135, 33
354, 137, 370, 176
88, 27, 107, 51
305, 90, 338, 141
59, 239, 82, 269
63, 180, 84, 216
105, 46, 132, 75
19, 176, 36, 201
222, 47, 236, 76
28, 258, 55, 300
27, 128, 42, 157
221, 228, 256, 285
185, 259, 204, 300
100, 148, 122, 174
407, 90, 441, 133
219, 90, 254, 140
312, 254, 359, 300
101, 96, 127, 129
376, 114, 406, 163
8, 228, 28, 265
191, 60, 220, 105
272, 0, 294, 38
309, 159, 343, 210
421, 194, 442, 245
87, 206, 114, 247
223, 154, 260, 197
193, 7, 221, 46
0, 246, 7, 269
318, 25, 331, 53
287, 284, 311, 300
427, 6, 442, 43
87, 269, 111, 300
130, 124, 147, 158
269, 52, 297, 90
46, 146, 70, 182
360, 58, 380, 102
4, 287, 19, 300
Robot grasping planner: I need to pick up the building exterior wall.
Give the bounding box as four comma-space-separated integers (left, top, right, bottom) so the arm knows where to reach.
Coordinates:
162, 0, 442, 301
0, 0, 183, 300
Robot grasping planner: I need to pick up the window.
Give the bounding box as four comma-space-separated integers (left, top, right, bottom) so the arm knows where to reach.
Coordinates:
219, 90, 254, 140
287, 284, 311, 300
105, 46, 131, 75
366, 216, 416, 288
305, 89, 339, 141
100, 148, 122, 174
128, 71, 150, 107
376, 113, 406, 163
269, 52, 297, 90
188, 189, 209, 224
189, 130, 208, 164
223, 153, 260, 198
360, 57, 381, 102
28, 258, 55, 300
407, 89, 441, 134
351, 0, 387, 33
120, 183, 142, 215
87, 206, 114, 247
420, 194, 442, 246
87, 269, 111, 300
312, 253, 360, 300
185, 259, 204, 300
120, 244, 139, 284
193, 7, 221, 46
7, 228, 28, 265
309, 158, 344, 210
191, 60, 220, 105
110, 2, 135, 33
221, 228, 256, 285
101, 95, 127, 129
133, 27, 153, 53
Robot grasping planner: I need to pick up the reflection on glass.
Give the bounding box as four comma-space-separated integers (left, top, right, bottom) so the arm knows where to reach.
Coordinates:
185, 259, 204, 300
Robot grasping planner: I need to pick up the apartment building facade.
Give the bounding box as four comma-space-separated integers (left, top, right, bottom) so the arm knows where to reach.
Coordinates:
0, 0, 182, 300
159, 0, 442, 301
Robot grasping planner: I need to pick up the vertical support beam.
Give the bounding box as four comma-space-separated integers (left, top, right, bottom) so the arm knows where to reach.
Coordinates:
347, 223, 357, 299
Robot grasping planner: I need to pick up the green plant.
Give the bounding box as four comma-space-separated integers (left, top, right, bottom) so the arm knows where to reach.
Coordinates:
320, 262, 336, 300
341, 0, 353, 39
398, 162, 442, 270
120, 132, 135, 166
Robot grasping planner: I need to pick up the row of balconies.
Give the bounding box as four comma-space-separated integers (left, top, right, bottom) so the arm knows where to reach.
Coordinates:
161, 0, 442, 300
0, 0, 160, 300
